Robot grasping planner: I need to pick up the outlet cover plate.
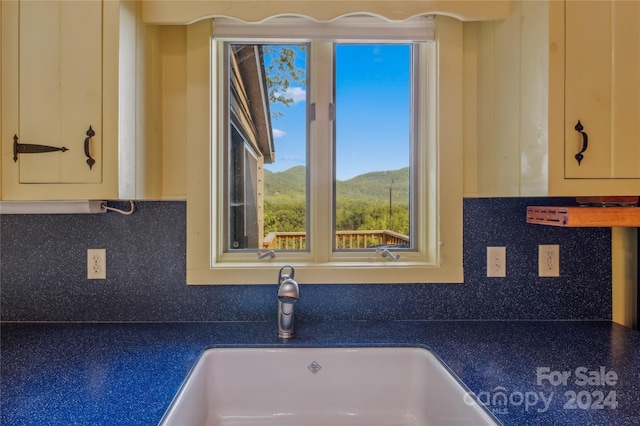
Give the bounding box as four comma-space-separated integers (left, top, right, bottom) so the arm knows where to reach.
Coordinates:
487, 246, 506, 277
87, 248, 106, 279
539, 244, 560, 277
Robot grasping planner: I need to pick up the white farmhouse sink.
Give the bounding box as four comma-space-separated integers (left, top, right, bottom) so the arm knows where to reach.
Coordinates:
160, 347, 499, 426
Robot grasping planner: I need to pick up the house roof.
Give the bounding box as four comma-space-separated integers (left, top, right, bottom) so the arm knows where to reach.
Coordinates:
231, 45, 275, 163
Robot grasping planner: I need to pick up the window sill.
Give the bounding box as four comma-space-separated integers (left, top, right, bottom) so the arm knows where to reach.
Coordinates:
187, 261, 463, 285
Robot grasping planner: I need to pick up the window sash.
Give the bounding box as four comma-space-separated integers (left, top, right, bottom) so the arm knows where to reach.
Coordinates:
332, 43, 417, 253
219, 41, 429, 263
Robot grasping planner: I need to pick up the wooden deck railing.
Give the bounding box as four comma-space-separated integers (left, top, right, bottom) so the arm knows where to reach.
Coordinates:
262, 230, 409, 250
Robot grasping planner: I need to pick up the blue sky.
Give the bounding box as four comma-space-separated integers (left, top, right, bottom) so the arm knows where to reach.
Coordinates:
265, 44, 411, 181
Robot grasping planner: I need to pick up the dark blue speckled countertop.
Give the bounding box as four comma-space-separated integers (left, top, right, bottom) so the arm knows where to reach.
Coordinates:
1, 321, 639, 425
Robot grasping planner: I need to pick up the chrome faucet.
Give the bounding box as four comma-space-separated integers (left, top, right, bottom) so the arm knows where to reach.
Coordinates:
277, 265, 299, 339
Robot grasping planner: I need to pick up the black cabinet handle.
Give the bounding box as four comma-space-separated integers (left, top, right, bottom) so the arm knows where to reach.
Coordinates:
574, 120, 588, 165
13, 134, 68, 162
84, 126, 96, 170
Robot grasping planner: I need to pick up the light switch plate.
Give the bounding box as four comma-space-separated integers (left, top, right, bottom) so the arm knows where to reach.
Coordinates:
487, 246, 506, 277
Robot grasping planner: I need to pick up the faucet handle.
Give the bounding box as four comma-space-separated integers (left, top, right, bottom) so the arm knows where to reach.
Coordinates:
278, 265, 295, 283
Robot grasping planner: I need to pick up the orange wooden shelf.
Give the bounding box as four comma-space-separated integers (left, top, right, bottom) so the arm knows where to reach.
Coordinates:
527, 206, 640, 227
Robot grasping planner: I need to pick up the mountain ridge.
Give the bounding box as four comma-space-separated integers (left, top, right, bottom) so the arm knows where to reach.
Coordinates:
264, 166, 409, 205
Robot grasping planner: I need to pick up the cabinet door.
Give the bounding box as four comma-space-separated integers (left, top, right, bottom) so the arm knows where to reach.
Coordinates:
17, 0, 102, 184
564, 0, 640, 179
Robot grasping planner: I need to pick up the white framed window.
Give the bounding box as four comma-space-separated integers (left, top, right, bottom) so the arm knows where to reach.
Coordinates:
186, 15, 463, 284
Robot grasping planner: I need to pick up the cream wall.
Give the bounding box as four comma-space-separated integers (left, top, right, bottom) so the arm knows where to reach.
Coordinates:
158, 1, 548, 200
0, 3, 3, 199
153, 1, 636, 326
613, 228, 638, 329
159, 26, 188, 199
462, 0, 549, 198
1, 1, 633, 324
459, 0, 636, 328
135, 24, 187, 200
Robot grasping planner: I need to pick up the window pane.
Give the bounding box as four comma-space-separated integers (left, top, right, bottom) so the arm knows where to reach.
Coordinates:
334, 44, 412, 250
228, 125, 262, 249
226, 44, 308, 252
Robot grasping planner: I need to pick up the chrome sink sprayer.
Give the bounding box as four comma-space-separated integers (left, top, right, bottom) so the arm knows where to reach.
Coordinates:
277, 265, 299, 339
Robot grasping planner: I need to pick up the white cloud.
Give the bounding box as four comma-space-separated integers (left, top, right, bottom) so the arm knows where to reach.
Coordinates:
274, 87, 306, 104
272, 128, 287, 138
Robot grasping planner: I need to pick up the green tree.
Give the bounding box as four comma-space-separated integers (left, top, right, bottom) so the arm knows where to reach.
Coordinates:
263, 45, 306, 118
335, 200, 410, 235
264, 201, 306, 233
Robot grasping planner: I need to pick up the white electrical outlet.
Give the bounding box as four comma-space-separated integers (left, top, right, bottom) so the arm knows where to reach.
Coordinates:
487, 246, 506, 277
539, 244, 560, 277
87, 249, 106, 279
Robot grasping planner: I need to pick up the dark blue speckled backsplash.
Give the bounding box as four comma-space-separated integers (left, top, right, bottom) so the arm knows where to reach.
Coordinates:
0, 198, 611, 322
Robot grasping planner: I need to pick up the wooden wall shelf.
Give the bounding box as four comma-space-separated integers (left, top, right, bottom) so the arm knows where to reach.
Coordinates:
527, 206, 640, 227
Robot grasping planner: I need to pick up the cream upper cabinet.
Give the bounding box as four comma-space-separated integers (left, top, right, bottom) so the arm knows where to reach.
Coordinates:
1, 0, 168, 201
13, 0, 102, 186
549, 0, 640, 195
563, 0, 640, 180
466, 0, 640, 197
